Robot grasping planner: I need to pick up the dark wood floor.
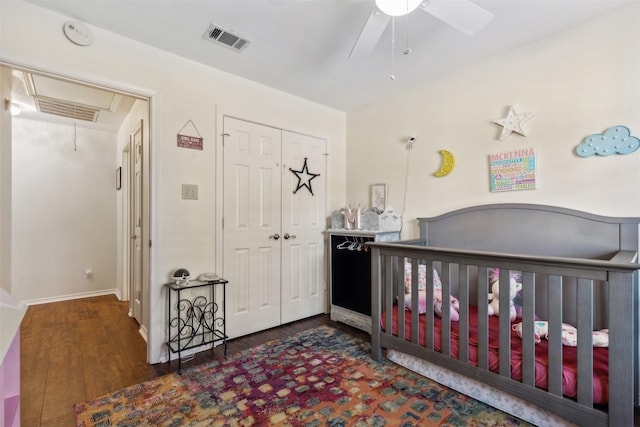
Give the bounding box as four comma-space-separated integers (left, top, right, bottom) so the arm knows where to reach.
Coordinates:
20, 294, 366, 426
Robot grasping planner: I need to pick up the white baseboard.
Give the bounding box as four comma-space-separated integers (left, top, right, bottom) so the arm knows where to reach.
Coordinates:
22, 288, 119, 306
139, 324, 149, 343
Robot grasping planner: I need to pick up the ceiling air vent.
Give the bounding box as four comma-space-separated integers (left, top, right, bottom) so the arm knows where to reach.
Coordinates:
202, 23, 251, 53
35, 97, 99, 122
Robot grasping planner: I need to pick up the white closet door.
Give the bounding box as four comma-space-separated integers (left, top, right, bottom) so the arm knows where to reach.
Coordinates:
223, 117, 282, 338
280, 131, 326, 324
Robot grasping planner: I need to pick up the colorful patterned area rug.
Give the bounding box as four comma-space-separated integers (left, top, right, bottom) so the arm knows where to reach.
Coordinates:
75, 325, 530, 426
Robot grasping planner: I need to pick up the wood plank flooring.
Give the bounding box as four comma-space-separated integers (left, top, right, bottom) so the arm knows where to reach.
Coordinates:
20, 294, 365, 426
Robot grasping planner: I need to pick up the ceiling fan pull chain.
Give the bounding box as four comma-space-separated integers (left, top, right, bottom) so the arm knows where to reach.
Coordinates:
404, 9, 412, 55
390, 17, 395, 80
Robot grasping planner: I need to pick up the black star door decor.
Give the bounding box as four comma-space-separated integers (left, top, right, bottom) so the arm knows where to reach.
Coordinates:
289, 157, 320, 195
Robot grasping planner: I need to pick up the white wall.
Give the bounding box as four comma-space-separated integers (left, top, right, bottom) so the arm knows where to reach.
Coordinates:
11, 118, 118, 302
1, 1, 347, 363
347, 3, 640, 239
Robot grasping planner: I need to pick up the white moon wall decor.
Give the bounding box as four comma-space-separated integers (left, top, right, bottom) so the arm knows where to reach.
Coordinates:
433, 150, 455, 177
494, 106, 535, 140
576, 126, 640, 157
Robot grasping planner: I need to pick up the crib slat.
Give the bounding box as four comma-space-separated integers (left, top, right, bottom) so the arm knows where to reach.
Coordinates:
397, 257, 406, 341
547, 275, 563, 396
458, 264, 470, 363
608, 271, 634, 426
442, 262, 452, 356
384, 255, 393, 351
477, 267, 489, 370
499, 269, 511, 378
411, 258, 419, 344
371, 247, 382, 362
521, 271, 536, 386
425, 260, 435, 351
576, 278, 593, 407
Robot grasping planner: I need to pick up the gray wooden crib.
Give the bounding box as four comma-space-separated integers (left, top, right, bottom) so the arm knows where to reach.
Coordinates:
369, 204, 639, 426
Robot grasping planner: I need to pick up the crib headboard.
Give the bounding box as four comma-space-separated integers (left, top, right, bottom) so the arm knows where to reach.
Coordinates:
418, 204, 640, 260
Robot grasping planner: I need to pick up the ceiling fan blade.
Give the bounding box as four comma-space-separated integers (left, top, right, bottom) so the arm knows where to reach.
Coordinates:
420, 0, 494, 36
349, 9, 391, 58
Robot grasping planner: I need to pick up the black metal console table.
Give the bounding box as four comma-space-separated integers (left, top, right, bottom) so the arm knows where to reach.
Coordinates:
165, 278, 228, 374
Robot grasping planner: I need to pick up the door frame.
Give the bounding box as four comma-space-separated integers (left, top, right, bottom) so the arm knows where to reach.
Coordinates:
1, 58, 157, 361
128, 120, 145, 326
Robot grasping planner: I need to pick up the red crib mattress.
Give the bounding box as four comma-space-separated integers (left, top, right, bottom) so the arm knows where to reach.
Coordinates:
381, 305, 609, 404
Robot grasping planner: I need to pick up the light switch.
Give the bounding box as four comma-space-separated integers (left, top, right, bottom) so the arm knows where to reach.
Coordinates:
182, 184, 198, 200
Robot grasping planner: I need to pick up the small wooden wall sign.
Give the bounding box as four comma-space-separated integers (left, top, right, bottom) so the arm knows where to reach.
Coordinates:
177, 134, 203, 150
177, 119, 203, 150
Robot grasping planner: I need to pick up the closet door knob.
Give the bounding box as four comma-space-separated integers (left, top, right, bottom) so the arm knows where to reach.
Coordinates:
270, 233, 280, 240
284, 233, 297, 240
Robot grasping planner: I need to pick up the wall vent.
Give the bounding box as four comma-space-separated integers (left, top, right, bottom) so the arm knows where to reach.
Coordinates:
35, 97, 99, 122
202, 23, 251, 53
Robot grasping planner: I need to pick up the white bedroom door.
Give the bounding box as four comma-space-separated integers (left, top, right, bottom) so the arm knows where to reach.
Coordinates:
281, 131, 326, 324
223, 117, 283, 338
222, 118, 326, 338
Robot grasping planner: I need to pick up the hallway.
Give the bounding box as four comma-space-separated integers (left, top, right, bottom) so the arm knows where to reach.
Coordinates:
20, 295, 155, 426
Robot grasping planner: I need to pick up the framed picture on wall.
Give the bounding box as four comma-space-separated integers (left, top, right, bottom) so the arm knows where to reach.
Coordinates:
116, 167, 122, 190
370, 183, 386, 212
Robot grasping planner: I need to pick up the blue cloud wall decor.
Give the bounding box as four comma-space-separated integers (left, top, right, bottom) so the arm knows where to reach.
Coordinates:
576, 126, 639, 157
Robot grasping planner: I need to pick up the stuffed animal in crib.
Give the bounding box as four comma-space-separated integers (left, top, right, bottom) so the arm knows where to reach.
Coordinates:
433, 288, 460, 321
403, 261, 460, 321
487, 277, 522, 322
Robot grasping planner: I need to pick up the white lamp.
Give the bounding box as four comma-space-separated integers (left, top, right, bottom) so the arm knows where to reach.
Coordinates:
375, 0, 423, 16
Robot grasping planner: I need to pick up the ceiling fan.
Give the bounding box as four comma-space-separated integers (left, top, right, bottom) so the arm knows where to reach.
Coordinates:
350, 0, 494, 58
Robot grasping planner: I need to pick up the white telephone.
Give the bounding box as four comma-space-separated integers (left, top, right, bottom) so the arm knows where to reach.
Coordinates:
198, 273, 219, 282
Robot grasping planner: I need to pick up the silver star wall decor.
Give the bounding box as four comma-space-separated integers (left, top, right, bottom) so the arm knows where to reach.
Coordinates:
494, 106, 535, 140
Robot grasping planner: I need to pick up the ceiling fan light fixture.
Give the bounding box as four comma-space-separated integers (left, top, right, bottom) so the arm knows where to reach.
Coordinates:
375, 0, 422, 17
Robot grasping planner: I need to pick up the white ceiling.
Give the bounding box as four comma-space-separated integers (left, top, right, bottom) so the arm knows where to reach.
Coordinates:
23, 0, 637, 112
